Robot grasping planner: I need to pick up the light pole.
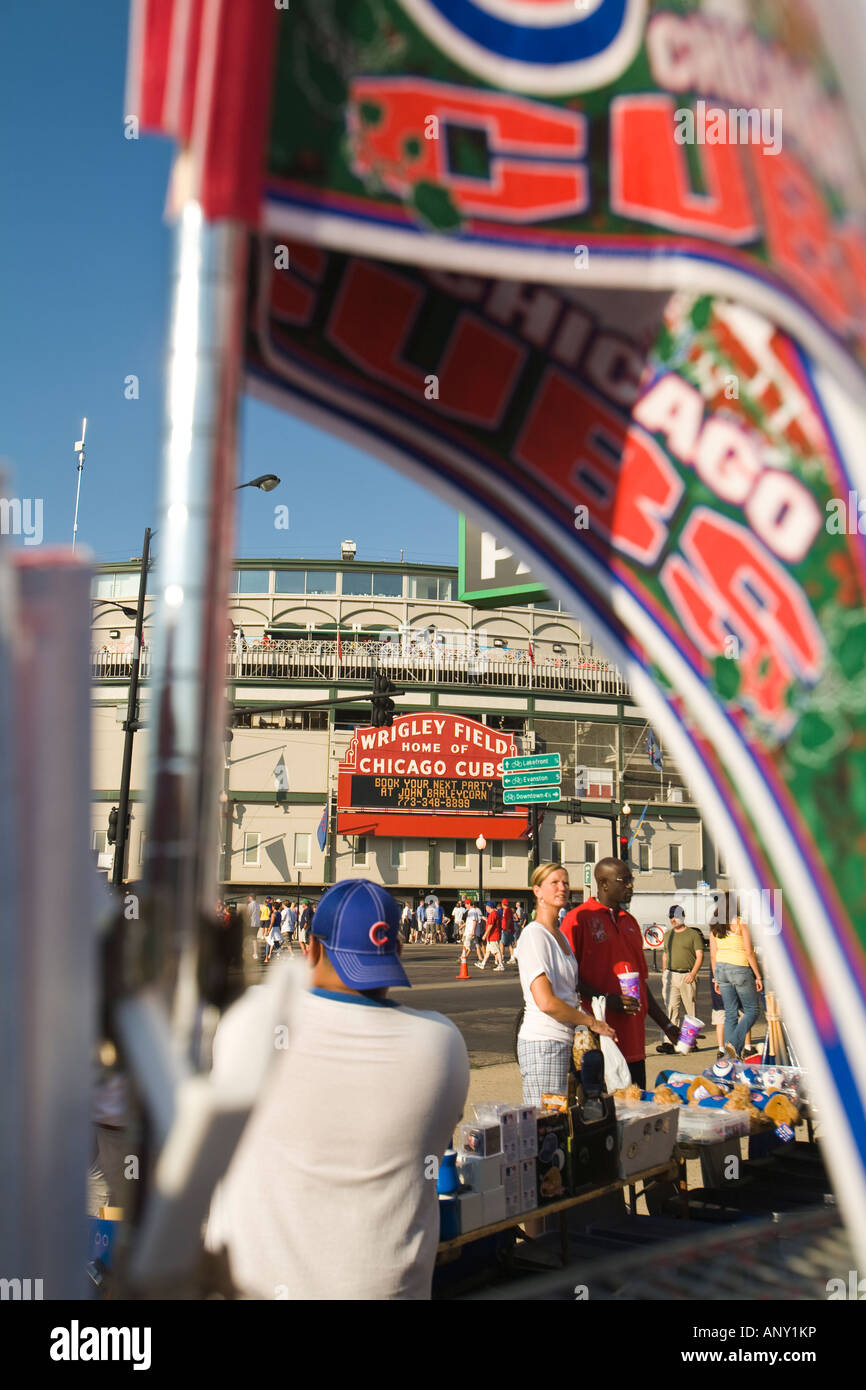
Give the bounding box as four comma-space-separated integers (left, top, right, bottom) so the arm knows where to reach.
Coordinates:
112, 527, 152, 888
618, 803, 632, 863
110, 477, 281, 890
476, 833, 487, 908
72, 417, 86, 551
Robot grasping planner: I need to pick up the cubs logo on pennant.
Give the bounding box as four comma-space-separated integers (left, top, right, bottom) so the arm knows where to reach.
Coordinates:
396, 0, 646, 92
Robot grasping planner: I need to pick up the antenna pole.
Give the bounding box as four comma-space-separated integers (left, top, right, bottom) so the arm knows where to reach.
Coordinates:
72, 418, 87, 551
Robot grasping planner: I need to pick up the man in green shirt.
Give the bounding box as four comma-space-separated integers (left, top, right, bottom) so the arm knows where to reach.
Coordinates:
656, 905, 704, 1053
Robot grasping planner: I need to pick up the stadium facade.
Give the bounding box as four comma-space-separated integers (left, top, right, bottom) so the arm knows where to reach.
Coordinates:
91, 556, 731, 916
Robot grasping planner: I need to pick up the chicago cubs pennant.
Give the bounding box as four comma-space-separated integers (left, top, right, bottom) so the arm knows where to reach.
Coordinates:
265, 0, 866, 389
245, 239, 866, 1247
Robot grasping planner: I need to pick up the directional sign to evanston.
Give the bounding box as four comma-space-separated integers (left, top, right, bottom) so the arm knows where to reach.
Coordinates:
502, 769, 562, 789
503, 787, 562, 805
502, 753, 561, 773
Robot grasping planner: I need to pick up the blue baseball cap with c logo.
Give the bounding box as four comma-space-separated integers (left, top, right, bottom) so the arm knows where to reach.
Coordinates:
312, 879, 409, 990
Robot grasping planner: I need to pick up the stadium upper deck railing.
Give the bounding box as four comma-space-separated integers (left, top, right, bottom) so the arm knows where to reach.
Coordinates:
91, 639, 631, 697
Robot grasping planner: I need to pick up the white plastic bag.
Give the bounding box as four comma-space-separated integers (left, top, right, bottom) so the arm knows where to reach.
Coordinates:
591, 996, 631, 1091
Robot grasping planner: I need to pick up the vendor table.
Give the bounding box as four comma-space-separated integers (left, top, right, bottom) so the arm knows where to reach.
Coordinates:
437, 1159, 682, 1268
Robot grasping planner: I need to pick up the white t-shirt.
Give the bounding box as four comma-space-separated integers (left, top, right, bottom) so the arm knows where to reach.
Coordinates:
515, 922, 579, 1044
452, 905, 465, 928
206, 986, 469, 1300
425, 905, 436, 925
462, 917, 476, 949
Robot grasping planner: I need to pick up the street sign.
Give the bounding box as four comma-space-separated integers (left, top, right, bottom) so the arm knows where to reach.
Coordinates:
502, 753, 561, 773
503, 786, 561, 805
584, 863, 592, 886
644, 924, 665, 948
502, 768, 561, 789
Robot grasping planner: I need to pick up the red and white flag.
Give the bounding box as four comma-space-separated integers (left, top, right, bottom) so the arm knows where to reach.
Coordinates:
125, 0, 277, 224
528, 641, 535, 669
337, 628, 343, 663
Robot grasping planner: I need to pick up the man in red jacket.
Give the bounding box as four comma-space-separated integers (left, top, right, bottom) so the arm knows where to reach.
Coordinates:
561, 858, 678, 1089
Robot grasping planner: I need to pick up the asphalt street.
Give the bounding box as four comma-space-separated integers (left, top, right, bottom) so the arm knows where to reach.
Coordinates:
393, 944, 734, 1067
247, 942, 758, 1069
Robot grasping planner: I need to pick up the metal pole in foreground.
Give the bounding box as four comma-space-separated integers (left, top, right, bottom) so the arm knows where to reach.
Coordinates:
530, 805, 541, 871
113, 526, 152, 888
139, 204, 247, 1066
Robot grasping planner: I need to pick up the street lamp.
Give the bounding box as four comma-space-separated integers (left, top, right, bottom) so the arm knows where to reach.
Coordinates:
235, 474, 281, 492
618, 803, 632, 863
476, 833, 487, 907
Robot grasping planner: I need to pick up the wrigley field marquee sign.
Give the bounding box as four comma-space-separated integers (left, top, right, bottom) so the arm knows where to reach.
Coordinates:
337, 712, 526, 837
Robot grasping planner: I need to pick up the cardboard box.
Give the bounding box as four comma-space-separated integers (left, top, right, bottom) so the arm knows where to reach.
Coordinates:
456, 1152, 505, 1193
536, 1111, 571, 1204
520, 1158, 537, 1212
502, 1161, 521, 1203
459, 1122, 502, 1157
457, 1189, 484, 1234
568, 1096, 619, 1191
517, 1106, 538, 1158
615, 1100, 679, 1178
482, 1185, 507, 1225
501, 1133, 519, 1162
505, 1189, 522, 1218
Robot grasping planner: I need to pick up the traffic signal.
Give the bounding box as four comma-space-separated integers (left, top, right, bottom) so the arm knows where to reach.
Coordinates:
490, 780, 504, 815
618, 834, 629, 860
107, 807, 119, 845
371, 672, 396, 727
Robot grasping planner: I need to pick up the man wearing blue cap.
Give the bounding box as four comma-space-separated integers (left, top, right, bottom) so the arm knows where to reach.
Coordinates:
206, 878, 469, 1300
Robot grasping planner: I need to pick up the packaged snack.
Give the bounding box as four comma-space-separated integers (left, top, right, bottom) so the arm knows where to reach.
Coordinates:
541, 1091, 569, 1114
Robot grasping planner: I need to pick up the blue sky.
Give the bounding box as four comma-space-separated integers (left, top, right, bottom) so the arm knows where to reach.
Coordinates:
0, 2, 458, 567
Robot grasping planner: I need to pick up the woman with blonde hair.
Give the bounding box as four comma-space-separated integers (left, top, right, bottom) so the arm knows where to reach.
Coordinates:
514, 862, 616, 1106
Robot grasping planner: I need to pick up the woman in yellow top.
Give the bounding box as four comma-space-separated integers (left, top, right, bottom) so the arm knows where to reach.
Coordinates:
709, 892, 763, 1060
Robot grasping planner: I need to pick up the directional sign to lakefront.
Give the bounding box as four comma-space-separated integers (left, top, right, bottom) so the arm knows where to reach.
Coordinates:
502, 754, 561, 773
502, 769, 562, 789
503, 787, 562, 805
502, 752, 562, 803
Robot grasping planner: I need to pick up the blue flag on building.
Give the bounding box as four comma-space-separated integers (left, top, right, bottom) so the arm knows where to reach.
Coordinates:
316, 802, 329, 853
646, 730, 663, 772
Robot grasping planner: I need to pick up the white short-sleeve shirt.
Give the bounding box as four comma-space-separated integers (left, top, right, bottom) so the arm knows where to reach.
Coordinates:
207, 984, 469, 1299
515, 922, 579, 1044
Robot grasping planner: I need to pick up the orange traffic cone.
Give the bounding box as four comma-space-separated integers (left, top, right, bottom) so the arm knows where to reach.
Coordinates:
456, 950, 470, 980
